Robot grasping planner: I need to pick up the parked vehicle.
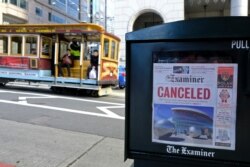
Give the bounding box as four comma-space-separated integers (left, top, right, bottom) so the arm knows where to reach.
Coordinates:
118, 66, 126, 89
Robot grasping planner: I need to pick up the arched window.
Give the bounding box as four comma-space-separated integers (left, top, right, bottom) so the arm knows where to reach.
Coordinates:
133, 12, 163, 31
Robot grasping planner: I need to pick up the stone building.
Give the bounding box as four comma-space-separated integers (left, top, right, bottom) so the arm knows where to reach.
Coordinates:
114, 0, 249, 66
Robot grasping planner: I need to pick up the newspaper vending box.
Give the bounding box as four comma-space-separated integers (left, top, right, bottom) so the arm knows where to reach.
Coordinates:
125, 17, 250, 167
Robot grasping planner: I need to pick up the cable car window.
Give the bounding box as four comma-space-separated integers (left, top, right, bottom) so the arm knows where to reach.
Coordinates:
41, 37, 52, 58
60, 41, 68, 60
0, 36, 8, 55
11, 36, 22, 55
116, 43, 119, 61
111, 41, 116, 59
103, 38, 109, 57
25, 36, 38, 56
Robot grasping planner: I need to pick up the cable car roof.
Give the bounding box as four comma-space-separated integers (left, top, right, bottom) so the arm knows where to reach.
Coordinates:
0, 22, 120, 41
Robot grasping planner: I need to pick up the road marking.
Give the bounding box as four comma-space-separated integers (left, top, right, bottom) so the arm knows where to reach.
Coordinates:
18, 96, 57, 104
0, 90, 125, 120
1, 90, 123, 105
97, 106, 125, 119
0, 99, 125, 120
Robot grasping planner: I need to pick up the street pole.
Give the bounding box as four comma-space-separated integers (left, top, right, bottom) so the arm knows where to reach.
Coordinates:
105, 0, 107, 30
90, 0, 93, 23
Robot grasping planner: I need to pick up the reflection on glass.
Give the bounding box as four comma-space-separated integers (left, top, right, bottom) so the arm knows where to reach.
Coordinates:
25, 36, 37, 56
154, 51, 233, 64
11, 36, 22, 55
0, 36, 8, 54
111, 41, 116, 59
60, 41, 68, 59
104, 39, 109, 57
10, 0, 27, 9
42, 37, 52, 57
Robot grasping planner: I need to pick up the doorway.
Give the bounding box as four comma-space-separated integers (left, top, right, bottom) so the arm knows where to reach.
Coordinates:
133, 12, 163, 31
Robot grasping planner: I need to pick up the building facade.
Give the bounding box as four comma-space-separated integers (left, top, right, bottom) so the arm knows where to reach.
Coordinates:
0, 0, 28, 24
28, 0, 82, 24
0, 0, 106, 26
114, 0, 249, 66
0, 0, 249, 66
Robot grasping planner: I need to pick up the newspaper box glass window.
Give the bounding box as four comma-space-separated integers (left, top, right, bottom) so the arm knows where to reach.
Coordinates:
152, 51, 237, 151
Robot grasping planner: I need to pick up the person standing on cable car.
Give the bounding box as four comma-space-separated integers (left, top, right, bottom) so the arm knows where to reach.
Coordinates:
87, 50, 99, 79
58, 49, 73, 77
69, 38, 80, 60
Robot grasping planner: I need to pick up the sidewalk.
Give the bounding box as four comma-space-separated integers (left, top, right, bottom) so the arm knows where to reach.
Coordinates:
0, 119, 133, 167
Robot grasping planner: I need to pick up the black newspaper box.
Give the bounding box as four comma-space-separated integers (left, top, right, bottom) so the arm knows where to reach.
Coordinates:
125, 17, 250, 167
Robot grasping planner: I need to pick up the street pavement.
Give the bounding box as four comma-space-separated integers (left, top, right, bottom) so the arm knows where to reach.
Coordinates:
0, 88, 133, 167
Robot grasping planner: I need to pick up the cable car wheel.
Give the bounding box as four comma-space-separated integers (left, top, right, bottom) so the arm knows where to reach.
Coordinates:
0, 82, 6, 86
91, 90, 99, 97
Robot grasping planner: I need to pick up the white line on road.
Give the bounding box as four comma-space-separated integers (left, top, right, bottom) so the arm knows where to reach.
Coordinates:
97, 106, 125, 119
0, 99, 125, 120
0, 90, 125, 120
1, 90, 123, 105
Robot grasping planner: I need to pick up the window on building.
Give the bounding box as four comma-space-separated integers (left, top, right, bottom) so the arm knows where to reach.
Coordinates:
10, 0, 17, 5
25, 36, 37, 56
67, 6, 79, 19
53, 0, 66, 11
48, 12, 51, 21
59, 0, 65, 3
20, 0, 27, 9
67, 0, 80, 19
48, 12, 66, 23
0, 36, 8, 54
11, 36, 22, 55
10, 0, 27, 9
35, 7, 43, 17
52, 15, 66, 23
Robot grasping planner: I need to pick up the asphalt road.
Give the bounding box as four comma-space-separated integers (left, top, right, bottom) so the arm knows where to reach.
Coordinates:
0, 84, 126, 139
0, 83, 133, 167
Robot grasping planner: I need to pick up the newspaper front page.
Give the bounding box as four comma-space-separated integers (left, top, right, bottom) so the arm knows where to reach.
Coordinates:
152, 63, 237, 150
